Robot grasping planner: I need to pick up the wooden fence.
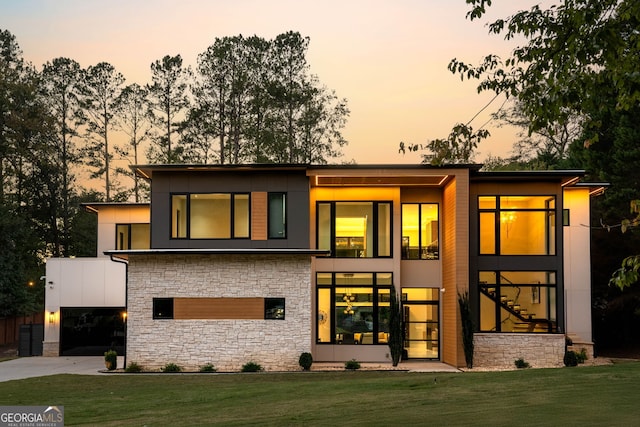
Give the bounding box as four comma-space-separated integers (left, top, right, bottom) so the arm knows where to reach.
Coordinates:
0, 312, 44, 346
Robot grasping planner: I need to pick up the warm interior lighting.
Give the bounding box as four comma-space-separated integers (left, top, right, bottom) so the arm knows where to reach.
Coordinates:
500, 211, 517, 223
313, 175, 449, 186
343, 293, 355, 315
49, 312, 55, 324
335, 216, 367, 237
122, 311, 127, 321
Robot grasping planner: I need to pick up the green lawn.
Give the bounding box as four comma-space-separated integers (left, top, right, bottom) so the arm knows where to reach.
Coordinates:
1, 362, 639, 426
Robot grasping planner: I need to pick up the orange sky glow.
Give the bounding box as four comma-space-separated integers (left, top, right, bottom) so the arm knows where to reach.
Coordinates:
1, 0, 547, 166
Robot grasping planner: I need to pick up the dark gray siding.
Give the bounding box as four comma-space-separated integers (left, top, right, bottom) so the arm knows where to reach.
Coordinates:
150, 170, 310, 249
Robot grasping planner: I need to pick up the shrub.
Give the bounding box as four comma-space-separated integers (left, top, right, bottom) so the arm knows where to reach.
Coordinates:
458, 291, 474, 369
241, 361, 263, 372
344, 359, 361, 370
200, 363, 217, 373
514, 358, 530, 369
299, 352, 313, 371
104, 350, 117, 371
125, 362, 143, 373
162, 363, 182, 373
576, 348, 588, 364
564, 350, 578, 367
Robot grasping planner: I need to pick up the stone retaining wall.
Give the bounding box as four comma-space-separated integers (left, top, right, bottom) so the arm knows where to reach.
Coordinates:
126, 254, 311, 372
473, 333, 565, 369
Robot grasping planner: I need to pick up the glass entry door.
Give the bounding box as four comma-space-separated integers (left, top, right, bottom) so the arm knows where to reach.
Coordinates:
402, 288, 440, 359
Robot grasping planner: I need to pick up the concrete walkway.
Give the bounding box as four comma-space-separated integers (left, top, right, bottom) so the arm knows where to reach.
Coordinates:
0, 357, 458, 382
0, 356, 124, 382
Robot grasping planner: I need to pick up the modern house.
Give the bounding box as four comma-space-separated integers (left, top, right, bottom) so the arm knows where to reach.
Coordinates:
45, 163, 605, 371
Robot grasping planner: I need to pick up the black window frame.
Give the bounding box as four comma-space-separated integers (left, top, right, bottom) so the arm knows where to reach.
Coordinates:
316, 201, 393, 258
316, 272, 393, 345
478, 271, 558, 333
478, 195, 557, 256
267, 192, 287, 239
170, 192, 251, 240
153, 298, 174, 319
264, 297, 286, 320
400, 202, 440, 260
115, 223, 150, 250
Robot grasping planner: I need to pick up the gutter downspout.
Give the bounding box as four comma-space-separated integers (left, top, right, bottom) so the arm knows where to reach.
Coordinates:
109, 255, 128, 370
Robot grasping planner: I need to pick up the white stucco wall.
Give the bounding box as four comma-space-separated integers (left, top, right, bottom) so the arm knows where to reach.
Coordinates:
563, 188, 593, 342
95, 205, 150, 257
126, 254, 312, 372
43, 258, 126, 356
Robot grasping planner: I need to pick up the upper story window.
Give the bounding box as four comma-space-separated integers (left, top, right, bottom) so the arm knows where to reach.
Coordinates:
268, 193, 287, 238
116, 223, 150, 250
171, 193, 249, 239
401, 203, 439, 260
317, 201, 391, 258
479, 196, 556, 255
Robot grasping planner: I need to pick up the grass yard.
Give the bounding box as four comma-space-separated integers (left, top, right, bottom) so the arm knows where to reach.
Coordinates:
1, 362, 639, 426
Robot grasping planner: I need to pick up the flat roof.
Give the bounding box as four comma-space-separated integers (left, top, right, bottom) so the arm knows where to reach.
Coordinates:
132, 163, 485, 180
105, 248, 331, 260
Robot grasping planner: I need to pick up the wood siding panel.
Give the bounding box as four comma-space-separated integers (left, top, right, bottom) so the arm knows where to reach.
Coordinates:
174, 297, 264, 319
441, 172, 470, 368
251, 192, 268, 240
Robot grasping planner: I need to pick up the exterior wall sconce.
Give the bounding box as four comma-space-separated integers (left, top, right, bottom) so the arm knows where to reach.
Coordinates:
49, 311, 55, 324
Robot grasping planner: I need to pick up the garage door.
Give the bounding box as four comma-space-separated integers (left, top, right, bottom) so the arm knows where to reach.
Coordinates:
60, 307, 125, 356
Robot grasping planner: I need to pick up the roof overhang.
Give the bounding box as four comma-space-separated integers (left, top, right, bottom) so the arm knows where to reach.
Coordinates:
82, 202, 150, 214
307, 164, 481, 187
105, 248, 331, 261
570, 182, 609, 196
132, 164, 310, 180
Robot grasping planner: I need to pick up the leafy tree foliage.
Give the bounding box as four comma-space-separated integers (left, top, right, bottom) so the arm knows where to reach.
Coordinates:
450, 0, 639, 138
193, 32, 348, 164
116, 83, 151, 202
40, 57, 84, 256
399, 123, 489, 165
493, 100, 583, 167
387, 286, 403, 367
81, 62, 125, 201
146, 54, 192, 163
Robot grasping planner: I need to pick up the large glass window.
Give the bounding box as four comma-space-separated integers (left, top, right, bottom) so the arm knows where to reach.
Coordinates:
478, 271, 557, 333
171, 193, 249, 239
317, 201, 392, 258
479, 196, 556, 255
402, 203, 439, 259
402, 288, 440, 359
116, 223, 150, 250
316, 272, 392, 345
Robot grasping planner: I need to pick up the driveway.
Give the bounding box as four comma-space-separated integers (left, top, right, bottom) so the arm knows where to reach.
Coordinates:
0, 356, 123, 382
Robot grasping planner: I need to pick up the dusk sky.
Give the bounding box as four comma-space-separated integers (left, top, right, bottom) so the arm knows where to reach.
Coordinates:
1, 0, 543, 164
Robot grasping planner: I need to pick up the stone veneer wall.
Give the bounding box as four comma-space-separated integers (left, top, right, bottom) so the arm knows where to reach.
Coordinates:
127, 254, 311, 372
473, 333, 565, 369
